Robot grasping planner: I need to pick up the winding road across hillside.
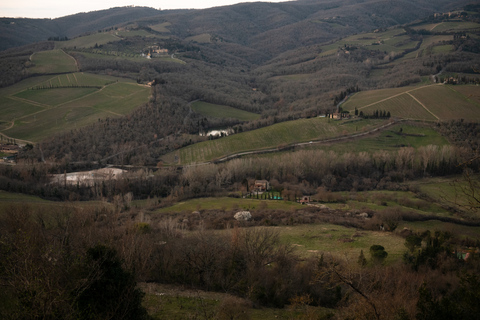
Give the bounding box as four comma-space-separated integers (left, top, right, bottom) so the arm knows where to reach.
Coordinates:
181, 119, 400, 168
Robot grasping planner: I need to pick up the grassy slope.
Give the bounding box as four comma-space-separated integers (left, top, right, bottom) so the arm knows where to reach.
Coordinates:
343, 84, 480, 121
299, 123, 449, 154
164, 118, 386, 164
0, 69, 150, 142
55, 33, 120, 49
191, 101, 261, 121
28, 49, 78, 74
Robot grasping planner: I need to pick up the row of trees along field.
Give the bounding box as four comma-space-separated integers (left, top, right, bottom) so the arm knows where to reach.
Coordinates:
2, 194, 480, 319
7, 139, 476, 203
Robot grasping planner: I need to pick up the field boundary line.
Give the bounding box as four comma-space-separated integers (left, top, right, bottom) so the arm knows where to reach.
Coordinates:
61, 49, 79, 72
8, 96, 51, 109
407, 92, 440, 120
357, 84, 441, 111
0, 131, 34, 145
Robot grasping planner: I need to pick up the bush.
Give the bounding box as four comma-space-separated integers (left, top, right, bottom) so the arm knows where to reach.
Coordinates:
369, 245, 388, 264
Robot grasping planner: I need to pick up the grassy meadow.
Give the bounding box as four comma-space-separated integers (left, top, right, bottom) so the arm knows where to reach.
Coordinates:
190, 101, 261, 121
154, 197, 302, 214
142, 283, 333, 320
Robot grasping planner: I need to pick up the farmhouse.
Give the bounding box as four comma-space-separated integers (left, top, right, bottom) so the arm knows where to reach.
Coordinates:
329, 112, 350, 120
254, 180, 270, 192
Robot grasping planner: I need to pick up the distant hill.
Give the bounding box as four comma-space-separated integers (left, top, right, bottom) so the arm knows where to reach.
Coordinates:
0, 6, 162, 51
1, 0, 472, 53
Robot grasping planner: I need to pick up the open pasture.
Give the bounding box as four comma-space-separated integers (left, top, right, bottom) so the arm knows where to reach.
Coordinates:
169, 118, 379, 164
412, 175, 480, 220
155, 197, 301, 214
28, 50, 77, 74
277, 223, 406, 263
191, 101, 260, 121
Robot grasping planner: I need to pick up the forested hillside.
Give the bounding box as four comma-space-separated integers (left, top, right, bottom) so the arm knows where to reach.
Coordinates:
0, 6, 161, 50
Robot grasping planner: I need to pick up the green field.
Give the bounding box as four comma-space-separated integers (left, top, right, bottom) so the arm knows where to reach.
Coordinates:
142, 282, 332, 320
0, 73, 150, 142
299, 123, 449, 154
0, 191, 112, 212
28, 50, 78, 74
155, 197, 302, 214
318, 27, 424, 59
191, 101, 261, 121
55, 33, 120, 49
116, 29, 165, 38
185, 33, 212, 43
343, 84, 480, 121
411, 85, 480, 120
430, 21, 480, 32
31, 72, 114, 89
149, 22, 172, 33
163, 118, 386, 165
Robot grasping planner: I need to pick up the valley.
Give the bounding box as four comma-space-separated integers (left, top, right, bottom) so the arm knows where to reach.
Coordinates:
1, 1, 480, 319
